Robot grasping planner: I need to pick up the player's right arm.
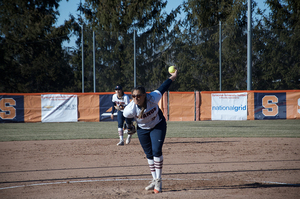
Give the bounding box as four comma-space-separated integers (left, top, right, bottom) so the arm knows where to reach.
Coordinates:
155, 69, 178, 96
111, 95, 116, 120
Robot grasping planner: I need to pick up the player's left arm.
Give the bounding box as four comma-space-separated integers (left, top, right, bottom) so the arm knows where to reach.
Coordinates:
123, 101, 135, 118
123, 101, 136, 132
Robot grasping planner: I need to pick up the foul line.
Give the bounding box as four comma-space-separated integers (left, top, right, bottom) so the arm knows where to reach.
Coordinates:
0, 178, 184, 190
0, 178, 298, 190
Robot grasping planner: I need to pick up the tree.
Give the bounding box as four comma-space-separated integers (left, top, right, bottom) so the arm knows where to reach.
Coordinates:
0, 0, 77, 92
77, 0, 180, 92
166, 0, 250, 91
252, 0, 300, 90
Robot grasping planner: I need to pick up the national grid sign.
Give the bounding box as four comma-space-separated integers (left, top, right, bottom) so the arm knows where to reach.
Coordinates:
211, 93, 247, 120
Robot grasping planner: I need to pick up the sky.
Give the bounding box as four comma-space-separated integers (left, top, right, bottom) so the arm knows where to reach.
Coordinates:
56, 0, 268, 47
56, 0, 185, 27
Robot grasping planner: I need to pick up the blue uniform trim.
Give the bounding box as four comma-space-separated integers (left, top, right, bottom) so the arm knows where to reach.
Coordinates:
157, 79, 172, 95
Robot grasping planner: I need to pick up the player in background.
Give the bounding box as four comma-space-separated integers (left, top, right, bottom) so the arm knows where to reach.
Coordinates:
111, 85, 131, 146
123, 69, 178, 193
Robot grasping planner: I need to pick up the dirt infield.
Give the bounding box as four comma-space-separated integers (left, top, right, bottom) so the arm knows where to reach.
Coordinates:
0, 137, 299, 198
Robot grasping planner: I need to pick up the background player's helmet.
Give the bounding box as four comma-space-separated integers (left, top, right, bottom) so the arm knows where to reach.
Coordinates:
115, 85, 122, 90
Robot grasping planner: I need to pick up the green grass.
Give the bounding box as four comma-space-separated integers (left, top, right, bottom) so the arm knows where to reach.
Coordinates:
167, 120, 300, 138
0, 120, 299, 142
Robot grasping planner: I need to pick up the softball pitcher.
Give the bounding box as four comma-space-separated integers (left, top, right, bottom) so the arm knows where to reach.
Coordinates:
123, 69, 178, 193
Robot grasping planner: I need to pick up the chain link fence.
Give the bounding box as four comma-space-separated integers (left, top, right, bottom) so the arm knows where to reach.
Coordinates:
66, 24, 300, 92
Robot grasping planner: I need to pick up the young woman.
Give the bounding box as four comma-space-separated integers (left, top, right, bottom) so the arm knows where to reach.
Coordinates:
123, 69, 178, 193
110, 85, 131, 145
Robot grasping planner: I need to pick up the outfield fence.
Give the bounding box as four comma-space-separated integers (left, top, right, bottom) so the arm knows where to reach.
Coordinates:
1, 90, 299, 123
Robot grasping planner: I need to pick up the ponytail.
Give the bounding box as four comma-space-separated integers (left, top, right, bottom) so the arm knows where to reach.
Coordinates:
138, 98, 147, 119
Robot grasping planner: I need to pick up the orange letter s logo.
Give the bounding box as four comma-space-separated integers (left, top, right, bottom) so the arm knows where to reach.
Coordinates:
262, 95, 278, 117
0, 98, 16, 119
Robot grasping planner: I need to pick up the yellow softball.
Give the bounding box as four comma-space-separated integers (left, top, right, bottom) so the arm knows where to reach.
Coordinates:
168, 66, 176, 73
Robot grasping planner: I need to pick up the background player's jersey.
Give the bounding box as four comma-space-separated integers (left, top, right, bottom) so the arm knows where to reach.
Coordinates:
112, 94, 130, 112
123, 90, 162, 129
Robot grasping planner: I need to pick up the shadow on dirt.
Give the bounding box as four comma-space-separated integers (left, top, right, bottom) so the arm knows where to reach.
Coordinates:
168, 182, 300, 193
165, 140, 238, 144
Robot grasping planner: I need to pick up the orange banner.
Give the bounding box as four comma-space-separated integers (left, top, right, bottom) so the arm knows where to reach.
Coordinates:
195, 91, 200, 121
169, 92, 194, 121
247, 92, 255, 120
24, 95, 41, 122
286, 92, 300, 119
200, 92, 211, 121
78, 95, 100, 122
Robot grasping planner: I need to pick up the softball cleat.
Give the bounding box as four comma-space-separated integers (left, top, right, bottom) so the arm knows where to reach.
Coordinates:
117, 140, 124, 146
126, 134, 132, 144
154, 178, 162, 193
145, 179, 156, 190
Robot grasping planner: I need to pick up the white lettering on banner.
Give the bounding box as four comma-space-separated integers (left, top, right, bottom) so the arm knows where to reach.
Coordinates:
41, 94, 78, 122
211, 93, 247, 120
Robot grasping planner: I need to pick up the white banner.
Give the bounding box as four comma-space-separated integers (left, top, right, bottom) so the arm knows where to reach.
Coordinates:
41, 94, 78, 122
211, 93, 247, 120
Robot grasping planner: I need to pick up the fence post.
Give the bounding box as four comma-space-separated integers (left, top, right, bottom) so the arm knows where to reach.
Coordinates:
93, 31, 96, 92
219, 21, 222, 91
82, 24, 84, 93
134, 30, 136, 87
247, 0, 252, 90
